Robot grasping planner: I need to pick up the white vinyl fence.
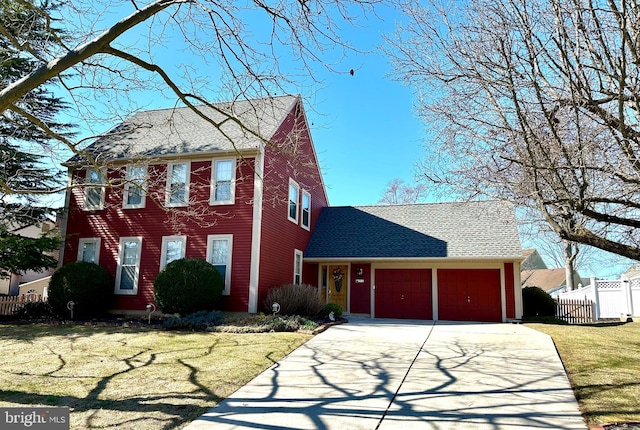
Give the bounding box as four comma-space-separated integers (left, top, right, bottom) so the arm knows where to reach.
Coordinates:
552, 276, 640, 320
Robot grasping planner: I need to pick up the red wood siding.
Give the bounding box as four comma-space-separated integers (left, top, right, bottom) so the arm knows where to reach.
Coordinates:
258, 100, 329, 310
504, 262, 515, 319
64, 158, 256, 312
437, 269, 501, 322
350, 263, 371, 314
375, 269, 432, 319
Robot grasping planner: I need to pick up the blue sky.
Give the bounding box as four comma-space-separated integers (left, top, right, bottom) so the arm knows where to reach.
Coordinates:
44, 1, 633, 278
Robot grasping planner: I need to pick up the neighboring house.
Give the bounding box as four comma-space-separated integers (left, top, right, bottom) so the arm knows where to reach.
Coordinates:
521, 268, 584, 296
521, 249, 548, 271
0, 220, 57, 296
61, 95, 328, 314
303, 202, 523, 322
61, 95, 524, 322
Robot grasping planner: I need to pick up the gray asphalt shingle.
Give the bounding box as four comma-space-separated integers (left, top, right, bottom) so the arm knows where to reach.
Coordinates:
66, 95, 298, 163
305, 200, 522, 259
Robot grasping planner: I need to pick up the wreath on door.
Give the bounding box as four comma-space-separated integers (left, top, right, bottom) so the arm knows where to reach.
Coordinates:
333, 268, 344, 292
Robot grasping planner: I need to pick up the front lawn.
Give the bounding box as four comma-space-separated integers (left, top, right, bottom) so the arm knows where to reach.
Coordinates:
0, 324, 310, 429
529, 322, 640, 426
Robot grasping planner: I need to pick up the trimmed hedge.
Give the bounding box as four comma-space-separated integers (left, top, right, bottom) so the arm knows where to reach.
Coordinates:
48, 261, 113, 319
154, 258, 224, 316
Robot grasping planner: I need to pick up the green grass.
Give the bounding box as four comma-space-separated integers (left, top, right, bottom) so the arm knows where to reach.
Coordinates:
528, 321, 640, 426
0, 324, 310, 429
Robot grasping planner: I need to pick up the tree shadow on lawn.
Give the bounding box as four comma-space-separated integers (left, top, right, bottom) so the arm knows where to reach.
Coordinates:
0, 326, 303, 430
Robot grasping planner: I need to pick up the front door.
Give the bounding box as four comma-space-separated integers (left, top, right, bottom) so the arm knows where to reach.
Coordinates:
328, 265, 348, 312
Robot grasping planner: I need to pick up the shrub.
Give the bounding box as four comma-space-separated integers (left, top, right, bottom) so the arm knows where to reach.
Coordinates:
48, 261, 113, 319
162, 310, 224, 331
263, 284, 324, 317
211, 314, 318, 333
154, 258, 224, 316
319, 303, 343, 319
12, 301, 56, 320
522, 286, 557, 318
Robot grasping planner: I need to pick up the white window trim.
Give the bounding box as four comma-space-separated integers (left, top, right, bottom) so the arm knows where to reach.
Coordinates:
301, 190, 311, 230
115, 237, 143, 295
83, 167, 105, 210
123, 165, 147, 209
294, 249, 303, 285
160, 235, 187, 271
77, 238, 101, 264
206, 234, 233, 296
210, 158, 236, 205
288, 178, 300, 224
165, 161, 191, 207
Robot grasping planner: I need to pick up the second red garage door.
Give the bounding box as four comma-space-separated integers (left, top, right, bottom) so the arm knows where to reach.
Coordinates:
375, 269, 432, 319
438, 269, 502, 322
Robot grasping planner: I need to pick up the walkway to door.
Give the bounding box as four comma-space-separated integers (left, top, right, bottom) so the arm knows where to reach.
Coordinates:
185, 319, 586, 430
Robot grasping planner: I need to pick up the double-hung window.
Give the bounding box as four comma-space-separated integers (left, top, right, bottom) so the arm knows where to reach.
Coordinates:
206, 234, 232, 295
83, 168, 105, 210
115, 237, 142, 295
160, 236, 186, 271
288, 179, 299, 223
123, 165, 146, 209
301, 190, 311, 230
293, 249, 303, 285
77, 238, 101, 263
210, 159, 235, 205
166, 162, 190, 206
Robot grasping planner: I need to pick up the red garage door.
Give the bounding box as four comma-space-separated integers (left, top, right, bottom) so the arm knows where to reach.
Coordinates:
438, 269, 502, 322
375, 269, 432, 319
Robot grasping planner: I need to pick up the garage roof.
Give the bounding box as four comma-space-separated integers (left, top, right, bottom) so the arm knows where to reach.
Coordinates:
304, 200, 522, 260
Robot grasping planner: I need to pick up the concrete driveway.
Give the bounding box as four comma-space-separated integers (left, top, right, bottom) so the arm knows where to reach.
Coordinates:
185, 319, 586, 430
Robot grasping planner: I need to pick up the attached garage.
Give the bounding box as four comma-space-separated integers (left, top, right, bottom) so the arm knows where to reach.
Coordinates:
375, 269, 432, 319
304, 201, 524, 322
437, 269, 502, 322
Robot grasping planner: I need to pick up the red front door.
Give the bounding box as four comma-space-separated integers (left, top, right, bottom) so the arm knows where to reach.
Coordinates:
437, 269, 502, 322
375, 269, 432, 319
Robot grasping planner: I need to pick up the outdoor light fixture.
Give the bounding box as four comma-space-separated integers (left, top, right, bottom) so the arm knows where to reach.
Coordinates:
67, 301, 75, 320
272, 302, 281, 315
146, 303, 156, 324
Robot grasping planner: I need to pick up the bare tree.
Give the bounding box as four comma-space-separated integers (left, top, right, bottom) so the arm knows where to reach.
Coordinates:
385, 0, 640, 261
378, 177, 426, 204
0, 0, 384, 210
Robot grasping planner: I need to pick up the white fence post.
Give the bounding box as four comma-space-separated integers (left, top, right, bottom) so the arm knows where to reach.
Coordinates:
623, 278, 633, 317
590, 276, 600, 321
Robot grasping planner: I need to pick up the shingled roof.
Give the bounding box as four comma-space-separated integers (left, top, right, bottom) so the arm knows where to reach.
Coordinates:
66, 95, 299, 164
304, 200, 522, 260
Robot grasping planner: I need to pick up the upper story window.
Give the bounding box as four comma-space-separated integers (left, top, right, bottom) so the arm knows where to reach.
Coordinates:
160, 235, 186, 271
83, 168, 105, 210
115, 237, 142, 295
294, 249, 303, 285
210, 158, 236, 205
123, 165, 146, 209
77, 238, 101, 264
206, 234, 233, 295
301, 190, 311, 230
288, 179, 299, 223
166, 162, 190, 207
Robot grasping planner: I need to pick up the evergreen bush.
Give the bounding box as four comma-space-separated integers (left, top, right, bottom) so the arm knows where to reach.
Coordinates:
48, 261, 112, 319
154, 258, 224, 316
522, 286, 557, 318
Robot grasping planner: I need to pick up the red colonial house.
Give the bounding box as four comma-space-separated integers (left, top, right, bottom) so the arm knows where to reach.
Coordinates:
61, 95, 327, 314
61, 95, 523, 321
